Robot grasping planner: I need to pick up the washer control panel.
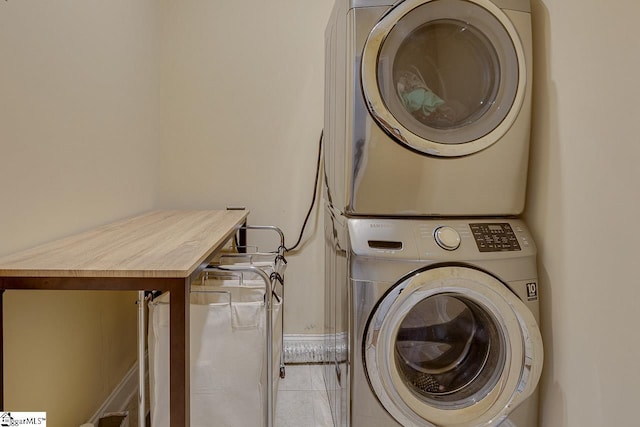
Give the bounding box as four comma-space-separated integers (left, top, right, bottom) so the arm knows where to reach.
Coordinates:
348, 218, 534, 260
470, 223, 521, 252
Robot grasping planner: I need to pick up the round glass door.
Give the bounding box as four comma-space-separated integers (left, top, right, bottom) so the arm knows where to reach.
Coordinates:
364, 266, 542, 426
361, 0, 526, 156
385, 20, 501, 135
395, 294, 505, 408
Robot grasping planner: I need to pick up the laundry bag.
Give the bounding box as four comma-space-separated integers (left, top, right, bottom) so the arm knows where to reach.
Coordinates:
148, 278, 282, 427
200, 272, 284, 399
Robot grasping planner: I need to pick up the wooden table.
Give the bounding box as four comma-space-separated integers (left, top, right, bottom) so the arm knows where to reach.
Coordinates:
0, 209, 248, 426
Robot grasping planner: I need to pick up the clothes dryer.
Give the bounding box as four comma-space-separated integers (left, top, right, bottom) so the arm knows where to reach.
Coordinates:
324, 215, 543, 426
324, 0, 533, 216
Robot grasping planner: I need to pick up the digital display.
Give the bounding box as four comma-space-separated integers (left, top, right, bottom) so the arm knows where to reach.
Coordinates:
488, 225, 503, 232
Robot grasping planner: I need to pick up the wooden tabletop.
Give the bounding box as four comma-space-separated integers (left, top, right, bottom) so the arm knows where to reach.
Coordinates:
0, 210, 248, 279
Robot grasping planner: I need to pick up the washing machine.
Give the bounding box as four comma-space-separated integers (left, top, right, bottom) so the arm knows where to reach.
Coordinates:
324, 0, 533, 216
324, 215, 543, 426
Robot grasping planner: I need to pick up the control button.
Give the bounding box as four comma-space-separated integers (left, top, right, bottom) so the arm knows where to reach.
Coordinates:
434, 226, 461, 251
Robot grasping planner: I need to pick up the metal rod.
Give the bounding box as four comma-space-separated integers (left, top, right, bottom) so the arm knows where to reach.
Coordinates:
137, 291, 147, 427
239, 225, 285, 249
207, 223, 287, 425
201, 269, 244, 287
265, 274, 274, 427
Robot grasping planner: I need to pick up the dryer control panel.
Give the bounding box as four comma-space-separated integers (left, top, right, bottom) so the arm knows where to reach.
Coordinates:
470, 223, 521, 252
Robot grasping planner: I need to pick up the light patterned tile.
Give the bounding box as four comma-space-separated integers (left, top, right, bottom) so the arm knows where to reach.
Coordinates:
309, 364, 327, 391
275, 364, 335, 426
312, 390, 333, 427
275, 390, 315, 427
278, 364, 312, 391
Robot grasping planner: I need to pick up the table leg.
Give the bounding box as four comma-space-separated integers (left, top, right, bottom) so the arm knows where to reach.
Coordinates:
0, 289, 3, 409
169, 280, 190, 427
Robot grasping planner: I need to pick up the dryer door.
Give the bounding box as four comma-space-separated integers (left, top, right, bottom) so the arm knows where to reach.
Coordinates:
364, 265, 542, 427
361, 0, 526, 157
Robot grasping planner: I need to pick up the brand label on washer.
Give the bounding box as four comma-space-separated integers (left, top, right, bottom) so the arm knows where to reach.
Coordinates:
526, 282, 538, 301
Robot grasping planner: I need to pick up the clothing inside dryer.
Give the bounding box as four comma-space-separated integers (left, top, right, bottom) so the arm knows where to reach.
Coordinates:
394, 293, 505, 408
388, 19, 499, 131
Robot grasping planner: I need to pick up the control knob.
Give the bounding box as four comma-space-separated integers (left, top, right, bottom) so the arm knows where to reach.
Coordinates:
434, 226, 461, 251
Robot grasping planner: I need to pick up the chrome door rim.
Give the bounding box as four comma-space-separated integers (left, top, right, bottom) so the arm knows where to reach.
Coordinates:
361, 0, 527, 157
363, 266, 543, 426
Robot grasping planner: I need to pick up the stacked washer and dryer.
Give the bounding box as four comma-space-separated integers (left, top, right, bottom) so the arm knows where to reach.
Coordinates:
322, 1, 543, 426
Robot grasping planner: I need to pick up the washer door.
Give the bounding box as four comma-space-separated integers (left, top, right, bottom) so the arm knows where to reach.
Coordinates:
361, 0, 526, 157
364, 266, 543, 427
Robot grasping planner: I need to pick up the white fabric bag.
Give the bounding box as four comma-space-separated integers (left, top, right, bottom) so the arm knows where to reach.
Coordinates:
149, 281, 282, 427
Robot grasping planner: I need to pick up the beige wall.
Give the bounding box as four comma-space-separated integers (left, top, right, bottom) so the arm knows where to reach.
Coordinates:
1, 0, 332, 424
0, 0, 159, 425
527, 0, 640, 425
10, 0, 636, 425
155, 0, 334, 334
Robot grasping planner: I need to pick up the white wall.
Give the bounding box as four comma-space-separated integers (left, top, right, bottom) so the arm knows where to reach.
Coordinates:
526, 0, 640, 425
156, 0, 334, 334
0, 0, 159, 425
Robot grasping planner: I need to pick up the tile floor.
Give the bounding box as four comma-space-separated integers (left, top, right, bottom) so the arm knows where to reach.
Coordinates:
126, 363, 332, 427
275, 364, 333, 427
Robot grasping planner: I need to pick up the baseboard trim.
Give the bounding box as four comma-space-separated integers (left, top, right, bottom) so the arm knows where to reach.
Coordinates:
283, 333, 346, 364
83, 336, 340, 425
85, 353, 148, 427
